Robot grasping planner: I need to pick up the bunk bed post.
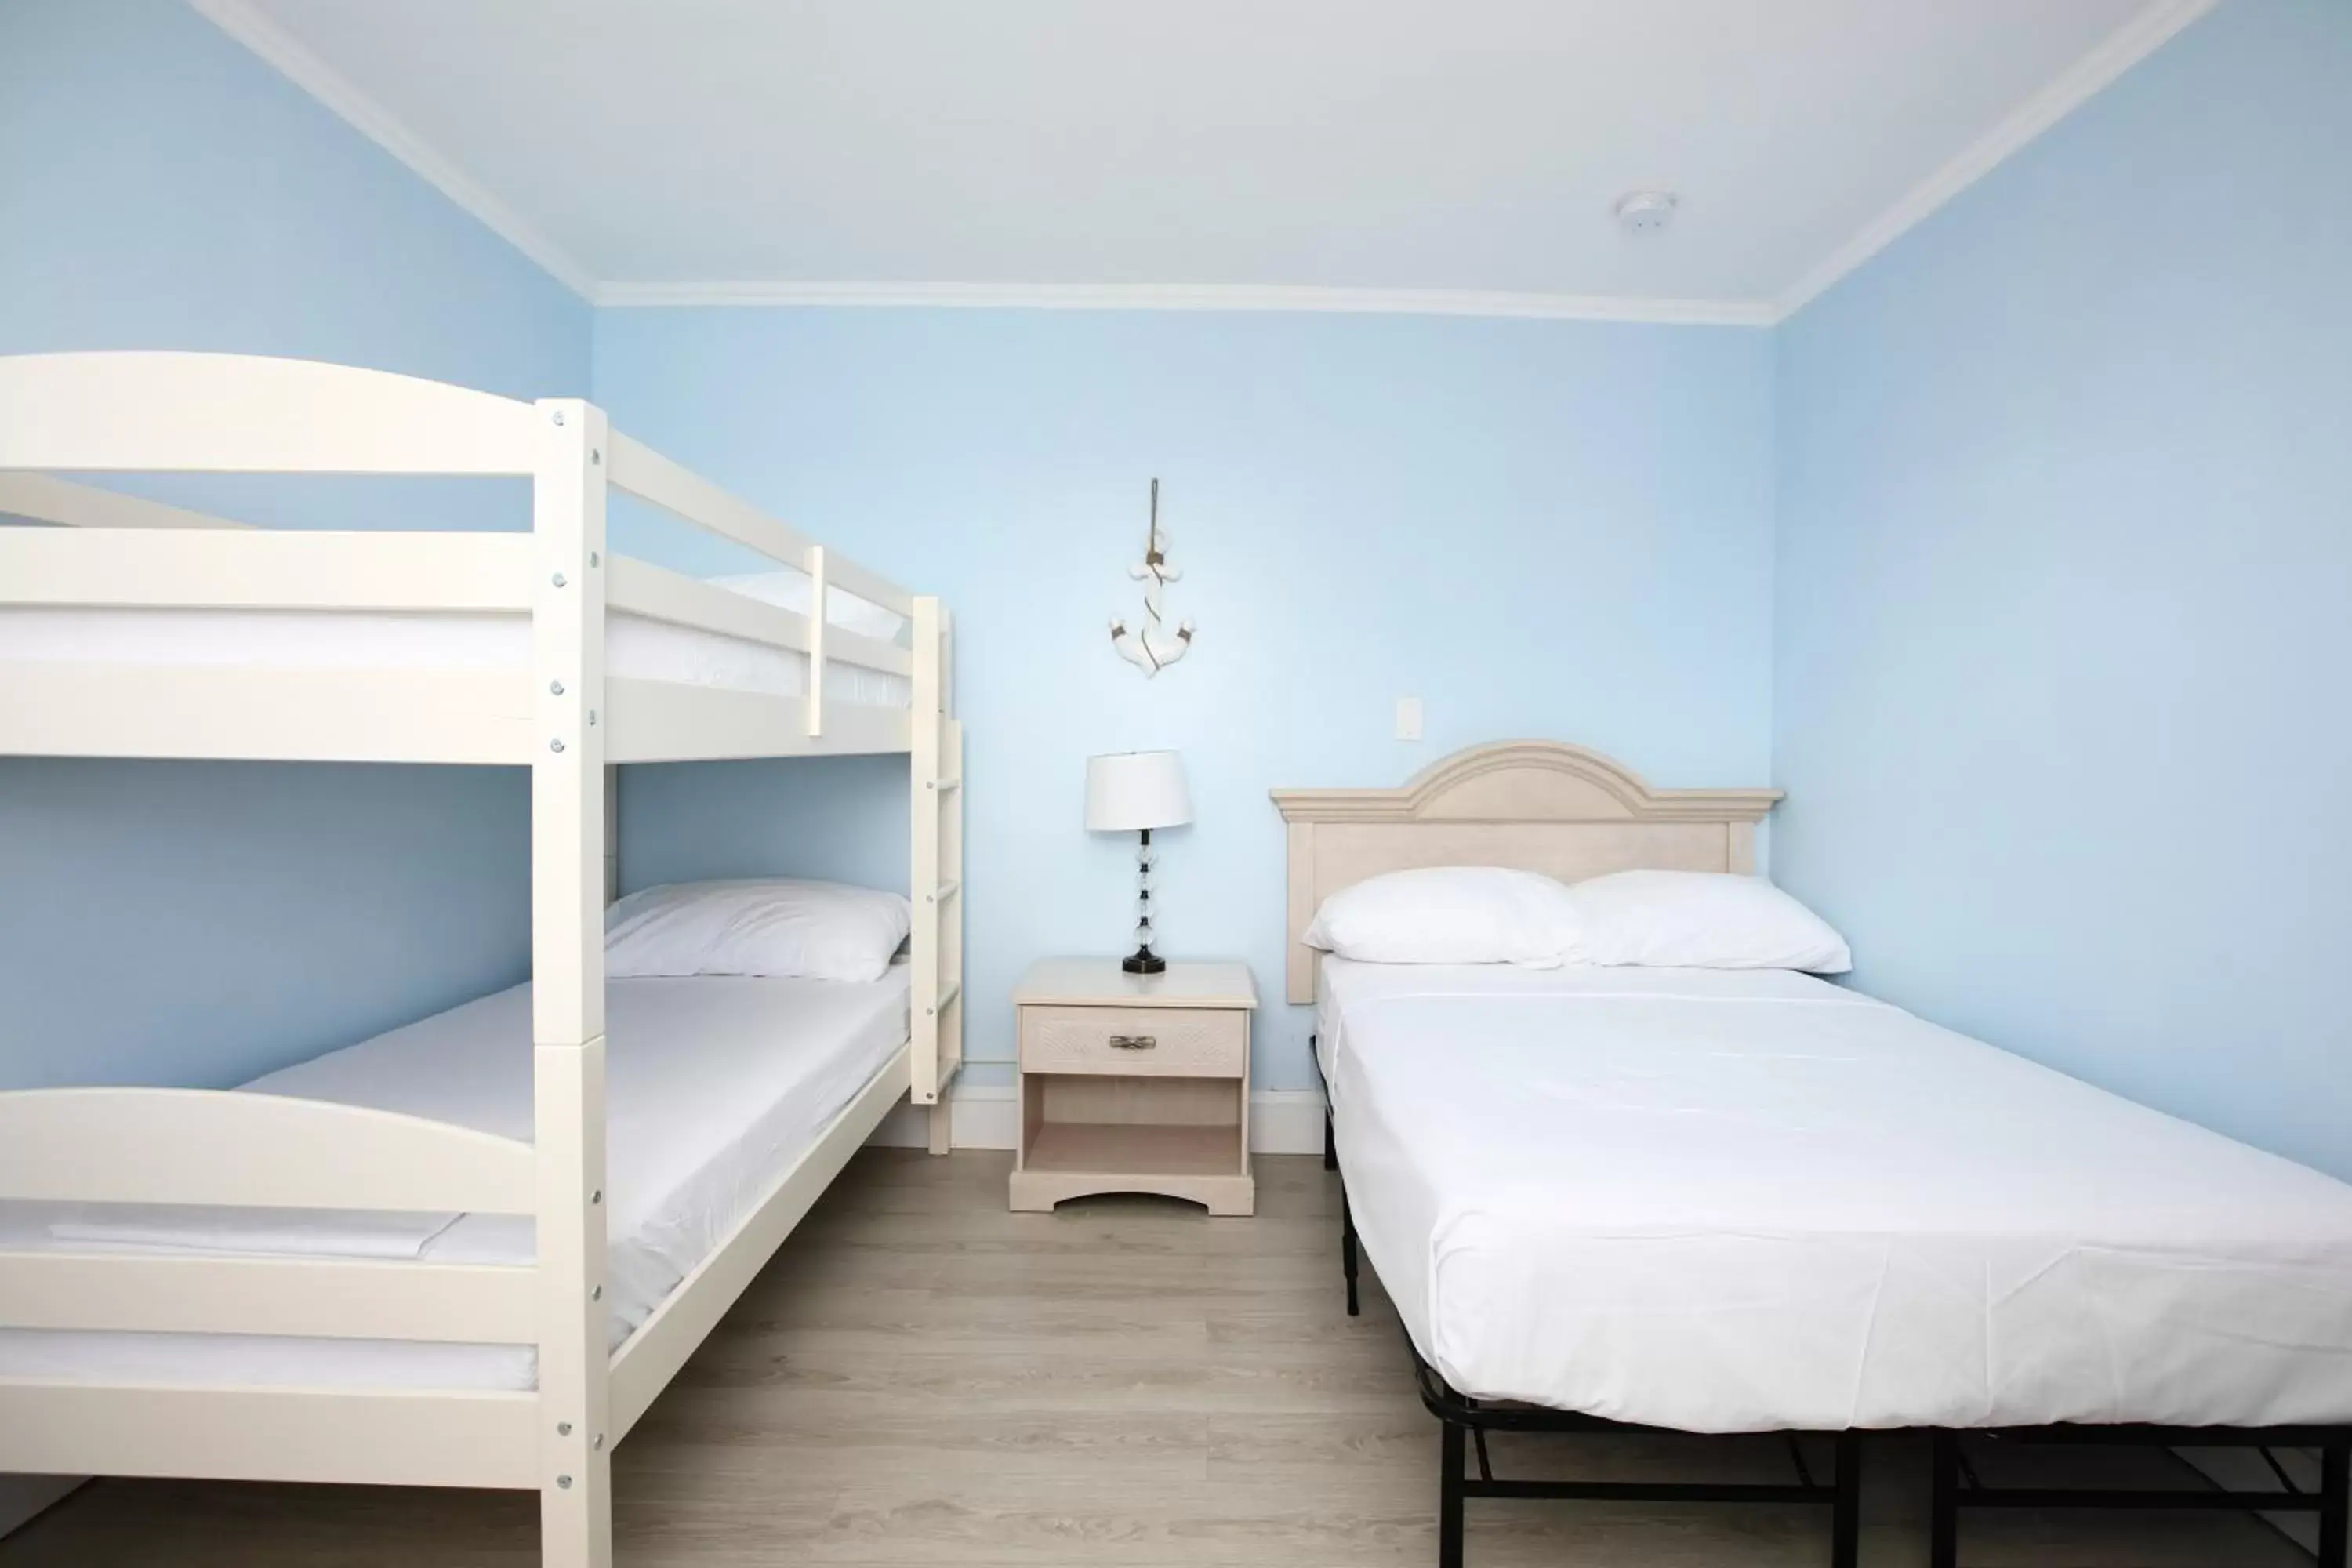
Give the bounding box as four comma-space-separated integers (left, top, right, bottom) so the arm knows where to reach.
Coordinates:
909, 596, 960, 1153
531, 397, 613, 1568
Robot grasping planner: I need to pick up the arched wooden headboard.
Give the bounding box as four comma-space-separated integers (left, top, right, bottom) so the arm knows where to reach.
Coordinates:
1269, 740, 1781, 1004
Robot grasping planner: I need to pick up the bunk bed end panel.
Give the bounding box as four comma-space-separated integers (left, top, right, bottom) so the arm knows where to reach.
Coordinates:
0, 350, 539, 476
0, 1381, 539, 1490
0, 666, 532, 764
0, 1087, 535, 1213
0, 526, 536, 612
0, 524, 541, 766
0, 1251, 536, 1344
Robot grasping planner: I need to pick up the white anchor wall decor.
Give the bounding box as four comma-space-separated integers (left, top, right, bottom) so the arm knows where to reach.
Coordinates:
1109, 477, 1196, 677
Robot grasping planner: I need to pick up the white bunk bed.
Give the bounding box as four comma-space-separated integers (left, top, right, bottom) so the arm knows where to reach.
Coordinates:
0, 351, 967, 1566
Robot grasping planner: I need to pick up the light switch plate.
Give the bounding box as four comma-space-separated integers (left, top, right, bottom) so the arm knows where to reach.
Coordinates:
1395, 695, 1423, 741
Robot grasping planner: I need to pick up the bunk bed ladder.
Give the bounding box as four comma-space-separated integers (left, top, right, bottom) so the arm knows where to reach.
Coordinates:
909, 597, 964, 1154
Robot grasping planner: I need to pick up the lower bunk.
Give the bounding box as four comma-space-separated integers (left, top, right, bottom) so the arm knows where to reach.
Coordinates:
0, 962, 916, 1486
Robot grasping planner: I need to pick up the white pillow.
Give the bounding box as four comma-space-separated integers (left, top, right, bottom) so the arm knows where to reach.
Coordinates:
1565, 870, 1850, 973
605, 878, 911, 983
1302, 866, 1581, 968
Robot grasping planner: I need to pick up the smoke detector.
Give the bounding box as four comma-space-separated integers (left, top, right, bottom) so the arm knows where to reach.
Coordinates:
1613, 191, 1679, 234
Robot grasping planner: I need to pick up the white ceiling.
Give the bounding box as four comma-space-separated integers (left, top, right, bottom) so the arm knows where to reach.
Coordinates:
199, 0, 2209, 319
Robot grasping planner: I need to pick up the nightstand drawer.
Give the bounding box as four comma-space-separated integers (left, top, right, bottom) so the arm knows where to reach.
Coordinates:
1019, 1005, 1247, 1078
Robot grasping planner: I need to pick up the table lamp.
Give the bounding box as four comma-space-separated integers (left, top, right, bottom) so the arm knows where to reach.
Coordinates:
1085, 750, 1192, 974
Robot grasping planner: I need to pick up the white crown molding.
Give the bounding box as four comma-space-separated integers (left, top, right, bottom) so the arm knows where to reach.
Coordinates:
593, 279, 1780, 328
187, 0, 599, 301
1771, 0, 2218, 320
194, 0, 2209, 329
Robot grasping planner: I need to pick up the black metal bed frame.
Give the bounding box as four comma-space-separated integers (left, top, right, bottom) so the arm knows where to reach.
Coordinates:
1411, 1342, 1862, 1568
1321, 1067, 1861, 1568
1317, 1050, 2352, 1567
1927, 1425, 2350, 1568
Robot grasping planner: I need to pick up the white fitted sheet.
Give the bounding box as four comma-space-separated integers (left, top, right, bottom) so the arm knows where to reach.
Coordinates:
0, 571, 912, 710
0, 969, 909, 1390
1319, 958, 2352, 1433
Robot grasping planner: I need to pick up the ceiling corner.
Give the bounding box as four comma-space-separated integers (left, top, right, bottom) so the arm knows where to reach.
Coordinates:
187, 0, 603, 301
1772, 0, 2220, 321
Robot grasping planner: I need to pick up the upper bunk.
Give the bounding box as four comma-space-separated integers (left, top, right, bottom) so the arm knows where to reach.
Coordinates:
0, 350, 948, 767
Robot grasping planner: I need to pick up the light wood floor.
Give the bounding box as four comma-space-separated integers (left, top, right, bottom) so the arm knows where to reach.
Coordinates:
0, 1151, 2310, 1567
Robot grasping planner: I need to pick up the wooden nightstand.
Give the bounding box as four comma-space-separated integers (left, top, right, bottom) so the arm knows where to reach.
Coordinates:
1009, 958, 1258, 1216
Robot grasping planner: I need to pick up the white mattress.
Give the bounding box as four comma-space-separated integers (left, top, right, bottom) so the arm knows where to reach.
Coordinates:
1319, 957, 2352, 1433
0, 568, 913, 709
0, 967, 909, 1390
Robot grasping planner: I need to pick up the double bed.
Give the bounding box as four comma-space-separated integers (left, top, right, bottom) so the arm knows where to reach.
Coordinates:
1276, 741, 2352, 1568
1320, 956, 2352, 1439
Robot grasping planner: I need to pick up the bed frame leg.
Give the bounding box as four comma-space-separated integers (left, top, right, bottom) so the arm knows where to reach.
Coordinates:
1831, 1430, 1861, 1568
542, 1471, 612, 1568
926, 1097, 952, 1156
1341, 1187, 1361, 1317
1929, 1429, 1958, 1568
2321, 1436, 2350, 1567
1438, 1417, 1466, 1568
1323, 1111, 1336, 1171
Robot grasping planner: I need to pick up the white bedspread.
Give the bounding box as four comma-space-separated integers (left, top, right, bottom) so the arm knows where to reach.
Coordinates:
1319, 959, 2352, 1433
0, 970, 909, 1390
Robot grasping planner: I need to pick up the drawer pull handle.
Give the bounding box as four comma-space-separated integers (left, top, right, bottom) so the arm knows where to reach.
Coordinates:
1108, 1034, 1158, 1051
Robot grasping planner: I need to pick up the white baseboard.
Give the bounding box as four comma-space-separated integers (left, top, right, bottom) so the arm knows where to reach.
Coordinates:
869, 1085, 1327, 1155
1247, 1091, 1327, 1155
867, 1085, 1015, 1151
0, 1475, 82, 1541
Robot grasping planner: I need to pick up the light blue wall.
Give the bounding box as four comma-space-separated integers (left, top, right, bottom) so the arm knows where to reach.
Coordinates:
0, 1, 581, 388
0, 0, 590, 1091
1773, 0, 2352, 1177
596, 309, 1777, 1088
24, 0, 2329, 1186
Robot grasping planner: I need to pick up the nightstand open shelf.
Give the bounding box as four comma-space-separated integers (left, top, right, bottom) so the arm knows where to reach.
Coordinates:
1023, 1119, 1240, 1178
1009, 959, 1258, 1216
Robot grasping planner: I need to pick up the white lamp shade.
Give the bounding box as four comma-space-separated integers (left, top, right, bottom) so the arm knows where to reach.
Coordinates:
1085, 750, 1192, 833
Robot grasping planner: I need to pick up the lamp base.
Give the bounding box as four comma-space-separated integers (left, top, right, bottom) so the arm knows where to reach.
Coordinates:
1121, 946, 1167, 975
